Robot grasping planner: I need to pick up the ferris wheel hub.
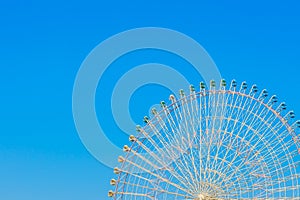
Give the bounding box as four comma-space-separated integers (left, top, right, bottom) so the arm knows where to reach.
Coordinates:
194, 193, 213, 200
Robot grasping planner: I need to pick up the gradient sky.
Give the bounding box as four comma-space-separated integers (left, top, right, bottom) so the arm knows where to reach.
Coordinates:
0, 1, 300, 199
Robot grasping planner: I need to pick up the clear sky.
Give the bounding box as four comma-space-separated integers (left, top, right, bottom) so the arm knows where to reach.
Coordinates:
0, 1, 300, 199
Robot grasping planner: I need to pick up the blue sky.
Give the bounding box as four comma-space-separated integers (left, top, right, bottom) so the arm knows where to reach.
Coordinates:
0, 1, 300, 199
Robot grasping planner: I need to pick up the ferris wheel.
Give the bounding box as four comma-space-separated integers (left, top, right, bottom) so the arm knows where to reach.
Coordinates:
108, 79, 300, 199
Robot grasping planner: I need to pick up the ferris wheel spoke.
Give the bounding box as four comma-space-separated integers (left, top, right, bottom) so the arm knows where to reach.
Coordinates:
213, 91, 252, 178
215, 100, 277, 183
137, 120, 200, 189
119, 156, 194, 196
157, 103, 204, 191
179, 90, 202, 190
129, 142, 195, 191
114, 180, 194, 199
